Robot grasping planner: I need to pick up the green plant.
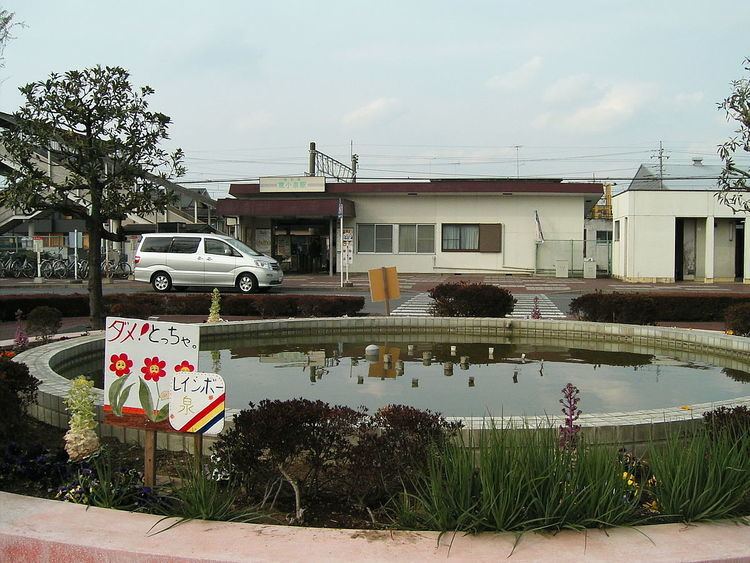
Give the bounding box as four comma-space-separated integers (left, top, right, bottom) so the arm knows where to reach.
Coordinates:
724, 302, 750, 336
25, 305, 62, 342
428, 282, 515, 317
703, 405, 750, 443
648, 429, 750, 522
0, 356, 39, 444
57, 448, 157, 511
207, 288, 222, 323
157, 463, 263, 525
63, 376, 100, 461
395, 422, 645, 533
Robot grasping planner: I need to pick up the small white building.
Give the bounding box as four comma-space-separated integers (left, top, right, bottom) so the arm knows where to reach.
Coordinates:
612, 160, 750, 283
217, 177, 602, 275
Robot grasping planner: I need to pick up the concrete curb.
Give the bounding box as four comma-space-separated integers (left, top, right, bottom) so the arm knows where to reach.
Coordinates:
2, 492, 750, 562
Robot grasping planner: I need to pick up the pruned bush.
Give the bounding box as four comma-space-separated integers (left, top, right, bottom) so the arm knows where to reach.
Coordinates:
26, 306, 62, 342
0, 357, 40, 444
348, 405, 461, 504
0, 293, 365, 321
569, 291, 750, 325
212, 398, 368, 522
725, 302, 750, 336
429, 282, 515, 317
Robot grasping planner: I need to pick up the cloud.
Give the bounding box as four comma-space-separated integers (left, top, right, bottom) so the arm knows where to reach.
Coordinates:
534, 82, 654, 133
342, 97, 401, 127
542, 74, 592, 104
487, 56, 543, 90
673, 91, 704, 107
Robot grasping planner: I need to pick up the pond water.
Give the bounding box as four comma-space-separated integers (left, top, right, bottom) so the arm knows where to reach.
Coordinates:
67, 334, 750, 417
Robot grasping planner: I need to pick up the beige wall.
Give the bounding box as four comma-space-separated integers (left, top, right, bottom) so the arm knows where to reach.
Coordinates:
613, 190, 747, 282
347, 193, 584, 273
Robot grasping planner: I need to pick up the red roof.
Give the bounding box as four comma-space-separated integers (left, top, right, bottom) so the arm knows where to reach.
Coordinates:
228, 178, 602, 198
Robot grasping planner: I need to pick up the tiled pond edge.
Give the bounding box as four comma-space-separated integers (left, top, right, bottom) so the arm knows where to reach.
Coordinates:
14, 317, 750, 452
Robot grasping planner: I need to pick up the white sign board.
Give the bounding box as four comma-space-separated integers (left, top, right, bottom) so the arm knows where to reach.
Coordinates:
254, 228, 272, 254
342, 228, 354, 243
342, 241, 353, 264
32, 237, 43, 253
260, 176, 325, 193
169, 372, 225, 435
104, 317, 200, 424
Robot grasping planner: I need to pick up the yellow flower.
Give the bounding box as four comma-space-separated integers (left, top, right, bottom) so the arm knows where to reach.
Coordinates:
726, 329, 735, 335
679, 405, 693, 411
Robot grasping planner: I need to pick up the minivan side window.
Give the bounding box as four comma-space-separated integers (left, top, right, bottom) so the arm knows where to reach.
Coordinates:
141, 237, 172, 252
205, 239, 239, 257
170, 238, 201, 254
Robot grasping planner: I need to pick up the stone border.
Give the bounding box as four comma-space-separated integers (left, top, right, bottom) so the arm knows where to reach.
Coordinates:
15, 317, 750, 451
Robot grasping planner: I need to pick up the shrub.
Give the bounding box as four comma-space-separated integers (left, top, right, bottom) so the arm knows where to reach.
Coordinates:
0, 293, 364, 320
724, 302, 750, 336
429, 282, 515, 317
702, 405, 750, 443
569, 291, 750, 325
348, 405, 462, 504
0, 357, 40, 444
212, 398, 368, 522
26, 306, 62, 342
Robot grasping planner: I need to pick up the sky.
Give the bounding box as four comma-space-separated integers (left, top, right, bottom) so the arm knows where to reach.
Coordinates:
1, 0, 749, 199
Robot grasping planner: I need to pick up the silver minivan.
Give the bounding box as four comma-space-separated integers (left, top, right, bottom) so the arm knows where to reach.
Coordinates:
133, 233, 283, 293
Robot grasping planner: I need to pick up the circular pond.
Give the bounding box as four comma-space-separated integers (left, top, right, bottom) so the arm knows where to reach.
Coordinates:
60, 332, 750, 418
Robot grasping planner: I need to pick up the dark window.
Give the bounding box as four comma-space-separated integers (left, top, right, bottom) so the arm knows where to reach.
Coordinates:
205, 239, 238, 256
140, 237, 172, 252
358, 224, 393, 253
596, 230, 612, 243
442, 224, 502, 252
169, 237, 200, 254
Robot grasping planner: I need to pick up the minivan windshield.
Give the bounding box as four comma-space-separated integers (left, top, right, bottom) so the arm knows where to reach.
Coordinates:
227, 239, 264, 257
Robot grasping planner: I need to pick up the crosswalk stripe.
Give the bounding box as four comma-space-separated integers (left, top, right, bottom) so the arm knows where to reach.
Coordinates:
391, 293, 566, 318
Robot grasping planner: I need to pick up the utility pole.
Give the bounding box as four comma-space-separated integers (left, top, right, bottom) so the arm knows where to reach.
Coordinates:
308, 142, 316, 176
651, 141, 669, 189
512, 145, 522, 178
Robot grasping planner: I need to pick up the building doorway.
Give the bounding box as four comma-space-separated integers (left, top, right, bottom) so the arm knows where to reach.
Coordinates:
272, 222, 330, 274
736, 220, 745, 281
675, 218, 684, 281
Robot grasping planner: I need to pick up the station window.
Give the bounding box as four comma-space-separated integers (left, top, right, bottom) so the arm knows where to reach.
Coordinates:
398, 224, 435, 253
596, 230, 612, 243
441, 224, 502, 252
357, 224, 393, 253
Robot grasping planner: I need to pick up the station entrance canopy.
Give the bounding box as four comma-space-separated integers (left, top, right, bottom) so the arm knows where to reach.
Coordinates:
216, 198, 355, 219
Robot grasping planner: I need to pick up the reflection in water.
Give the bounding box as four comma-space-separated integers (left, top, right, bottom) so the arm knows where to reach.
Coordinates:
59, 336, 750, 417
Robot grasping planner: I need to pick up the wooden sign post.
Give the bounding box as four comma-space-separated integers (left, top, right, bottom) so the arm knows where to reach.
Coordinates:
368, 266, 400, 316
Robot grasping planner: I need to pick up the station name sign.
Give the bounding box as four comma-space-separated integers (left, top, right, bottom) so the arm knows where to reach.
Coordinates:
260, 176, 326, 193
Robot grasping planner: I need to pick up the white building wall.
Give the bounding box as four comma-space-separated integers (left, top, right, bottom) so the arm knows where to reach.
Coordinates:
348, 193, 584, 274
612, 189, 748, 282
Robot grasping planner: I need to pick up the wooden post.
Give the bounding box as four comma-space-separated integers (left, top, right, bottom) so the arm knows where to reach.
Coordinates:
381, 267, 391, 316
144, 430, 157, 488
193, 433, 203, 472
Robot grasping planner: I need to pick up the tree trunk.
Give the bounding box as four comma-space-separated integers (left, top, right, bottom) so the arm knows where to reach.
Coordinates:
87, 223, 105, 330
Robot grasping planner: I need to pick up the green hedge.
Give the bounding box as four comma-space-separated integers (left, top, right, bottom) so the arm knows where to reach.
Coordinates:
4, 293, 365, 321
725, 302, 750, 336
569, 291, 750, 325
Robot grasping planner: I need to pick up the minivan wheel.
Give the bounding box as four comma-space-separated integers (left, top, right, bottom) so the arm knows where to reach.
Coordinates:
152, 272, 172, 293
236, 272, 258, 294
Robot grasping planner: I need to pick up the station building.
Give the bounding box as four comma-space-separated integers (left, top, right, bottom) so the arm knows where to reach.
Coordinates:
216, 177, 603, 275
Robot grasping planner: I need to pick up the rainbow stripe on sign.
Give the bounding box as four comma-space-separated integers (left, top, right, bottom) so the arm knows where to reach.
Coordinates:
179, 394, 225, 434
